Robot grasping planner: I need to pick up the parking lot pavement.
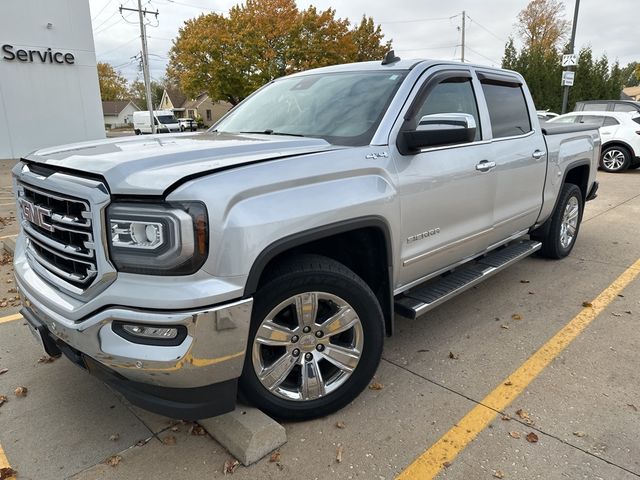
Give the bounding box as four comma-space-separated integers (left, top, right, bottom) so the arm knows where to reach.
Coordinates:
0, 169, 638, 480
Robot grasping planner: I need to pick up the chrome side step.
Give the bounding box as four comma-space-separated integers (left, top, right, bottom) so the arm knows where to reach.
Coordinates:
395, 240, 541, 320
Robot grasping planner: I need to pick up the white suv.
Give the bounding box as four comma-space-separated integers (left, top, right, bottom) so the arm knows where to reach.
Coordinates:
549, 111, 640, 172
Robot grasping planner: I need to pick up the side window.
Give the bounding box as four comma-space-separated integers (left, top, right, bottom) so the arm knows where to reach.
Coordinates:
578, 115, 605, 126
481, 81, 532, 138
415, 78, 481, 141
553, 115, 578, 124
603, 116, 619, 127
613, 104, 636, 112
585, 103, 608, 111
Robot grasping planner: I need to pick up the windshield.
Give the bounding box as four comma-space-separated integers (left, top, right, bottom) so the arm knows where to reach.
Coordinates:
157, 115, 178, 124
213, 71, 407, 146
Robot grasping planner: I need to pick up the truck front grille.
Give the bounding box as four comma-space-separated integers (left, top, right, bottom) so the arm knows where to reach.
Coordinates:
17, 182, 97, 288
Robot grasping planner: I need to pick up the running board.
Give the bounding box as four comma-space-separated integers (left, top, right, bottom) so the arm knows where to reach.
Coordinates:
395, 240, 541, 320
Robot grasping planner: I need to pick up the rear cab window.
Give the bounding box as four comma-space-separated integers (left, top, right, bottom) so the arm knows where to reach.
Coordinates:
479, 75, 532, 138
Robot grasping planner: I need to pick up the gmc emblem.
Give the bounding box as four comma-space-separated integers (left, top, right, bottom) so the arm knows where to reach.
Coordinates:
19, 198, 54, 232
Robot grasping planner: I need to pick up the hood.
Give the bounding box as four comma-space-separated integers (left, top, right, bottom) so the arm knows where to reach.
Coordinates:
24, 132, 337, 195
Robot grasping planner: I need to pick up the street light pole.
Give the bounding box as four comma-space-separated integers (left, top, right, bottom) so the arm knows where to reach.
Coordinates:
561, 0, 580, 114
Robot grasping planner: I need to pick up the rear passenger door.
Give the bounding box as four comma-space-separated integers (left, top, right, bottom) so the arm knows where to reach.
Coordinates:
477, 72, 548, 246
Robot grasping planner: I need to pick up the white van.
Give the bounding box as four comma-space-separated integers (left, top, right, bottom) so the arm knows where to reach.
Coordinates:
133, 110, 181, 134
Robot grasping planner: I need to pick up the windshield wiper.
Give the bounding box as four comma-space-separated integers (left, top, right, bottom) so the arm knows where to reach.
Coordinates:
239, 130, 305, 137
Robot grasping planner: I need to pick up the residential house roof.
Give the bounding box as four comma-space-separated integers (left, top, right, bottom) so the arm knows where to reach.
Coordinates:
164, 88, 187, 110
622, 86, 640, 100
101, 100, 140, 115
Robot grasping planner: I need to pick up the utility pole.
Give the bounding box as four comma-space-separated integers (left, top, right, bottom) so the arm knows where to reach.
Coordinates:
561, 0, 580, 114
120, 2, 158, 133
460, 10, 466, 62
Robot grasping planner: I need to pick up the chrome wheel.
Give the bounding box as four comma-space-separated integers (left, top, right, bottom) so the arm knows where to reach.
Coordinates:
252, 291, 364, 402
602, 149, 626, 171
560, 195, 579, 249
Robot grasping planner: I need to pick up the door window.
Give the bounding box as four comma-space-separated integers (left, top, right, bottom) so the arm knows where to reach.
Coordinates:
602, 116, 619, 127
613, 103, 638, 112
578, 115, 605, 126
415, 78, 481, 141
481, 81, 532, 138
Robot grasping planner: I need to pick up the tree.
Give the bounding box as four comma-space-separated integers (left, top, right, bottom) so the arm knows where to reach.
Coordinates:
97, 62, 129, 101
516, 0, 569, 53
167, 0, 392, 105
130, 79, 165, 109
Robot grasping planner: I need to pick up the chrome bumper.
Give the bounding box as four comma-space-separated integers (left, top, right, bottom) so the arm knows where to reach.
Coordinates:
17, 281, 252, 388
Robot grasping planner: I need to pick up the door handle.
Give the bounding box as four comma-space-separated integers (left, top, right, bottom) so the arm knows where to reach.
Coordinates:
532, 149, 546, 159
475, 160, 496, 172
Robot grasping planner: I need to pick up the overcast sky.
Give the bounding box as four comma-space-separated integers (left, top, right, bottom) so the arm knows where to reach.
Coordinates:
89, 0, 637, 82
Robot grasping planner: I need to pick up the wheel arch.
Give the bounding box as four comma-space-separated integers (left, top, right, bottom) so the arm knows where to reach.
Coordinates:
601, 140, 635, 158
244, 216, 395, 336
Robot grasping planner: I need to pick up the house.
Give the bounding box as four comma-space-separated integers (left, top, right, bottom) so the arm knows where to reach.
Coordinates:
101, 100, 140, 129
159, 88, 231, 127
621, 86, 640, 101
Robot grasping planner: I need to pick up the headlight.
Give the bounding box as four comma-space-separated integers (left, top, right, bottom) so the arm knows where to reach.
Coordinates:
107, 201, 208, 275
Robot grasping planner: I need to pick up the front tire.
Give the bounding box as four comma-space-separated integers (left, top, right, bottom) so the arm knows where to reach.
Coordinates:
239, 255, 384, 421
532, 183, 583, 259
600, 146, 631, 172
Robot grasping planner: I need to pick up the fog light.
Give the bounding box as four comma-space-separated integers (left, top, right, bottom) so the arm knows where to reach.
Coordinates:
122, 324, 178, 339
112, 322, 187, 346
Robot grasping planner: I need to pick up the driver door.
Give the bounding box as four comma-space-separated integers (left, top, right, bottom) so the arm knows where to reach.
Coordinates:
391, 68, 496, 290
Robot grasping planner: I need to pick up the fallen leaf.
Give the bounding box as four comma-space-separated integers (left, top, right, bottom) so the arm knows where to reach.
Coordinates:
189, 424, 207, 436
442, 461, 452, 468
627, 404, 638, 412
368, 382, 384, 390
0, 395, 7, 406
511, 314, 522, 321
0, 302, 6, 308
135, 438, 149, 447
170, 425, 180, 432
109, 433, 119, 441
14, 386, 27, 397
504, 380, 513, 386
269, 450, 281, 463
448, 352, 459, 360
37, 356, 56, 364
162, 435, 176, 445
508, 431, 521, 439
0, 368, 7, 375
625, 310, 632, 315
335, 421, 346, 429
501, 415, 511, 421
526, 432, 539, 443
493, 470, 505, 479
611, 312, 622, 317
0, 467, 18, 479
223, 458, 239, 475
105, 455, 122, 467
520, 280, 530, 284
500, 324, 510, 330
582, 301, 593, 308
573, 431, 586, 438
336, 446, 344, 463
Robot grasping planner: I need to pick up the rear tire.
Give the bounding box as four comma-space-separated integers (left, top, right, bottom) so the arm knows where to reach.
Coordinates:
239, 254, 384, 421
600, 146, 630, 172
532, 183, 583, 259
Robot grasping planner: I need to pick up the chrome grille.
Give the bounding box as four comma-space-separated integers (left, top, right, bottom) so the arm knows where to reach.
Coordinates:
18, 182, 97, 288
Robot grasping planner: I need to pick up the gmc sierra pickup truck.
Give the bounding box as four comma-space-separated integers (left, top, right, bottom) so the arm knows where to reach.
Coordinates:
13, 54, 600, 421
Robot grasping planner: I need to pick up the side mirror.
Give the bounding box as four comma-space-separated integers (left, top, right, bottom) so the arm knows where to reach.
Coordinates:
398, 113, 477, 154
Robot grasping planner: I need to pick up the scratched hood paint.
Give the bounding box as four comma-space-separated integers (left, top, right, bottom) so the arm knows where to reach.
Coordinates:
24, 132, 336, 195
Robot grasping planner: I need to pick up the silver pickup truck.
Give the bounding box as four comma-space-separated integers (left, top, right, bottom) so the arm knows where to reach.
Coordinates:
13, 55, 600, 421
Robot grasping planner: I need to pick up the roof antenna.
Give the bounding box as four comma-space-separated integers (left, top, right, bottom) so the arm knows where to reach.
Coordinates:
381, 50, 401, 65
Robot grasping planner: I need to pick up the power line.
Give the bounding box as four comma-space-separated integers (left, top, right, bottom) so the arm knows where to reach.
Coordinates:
465, 46, 500, 65
379, 14, 460, 25
157, 0, 223, 12
96, 36, 139, 56
465, 15, 509, 43
395, 45, 458, 53
92, 0, 116, 21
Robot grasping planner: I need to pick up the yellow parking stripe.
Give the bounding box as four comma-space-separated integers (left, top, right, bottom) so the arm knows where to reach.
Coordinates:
0, 313, 22, 324
397, 258, 640, 480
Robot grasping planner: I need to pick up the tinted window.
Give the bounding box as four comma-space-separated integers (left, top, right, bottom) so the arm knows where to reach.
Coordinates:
481, 82, 532, 138
553, 115, 579, 124
633, 116, 640, 125
416, 78, 481, 141
579, 115, 605, 127
613, 103, 638, 112
582, 103, 608, 111
603, 116, 619, 126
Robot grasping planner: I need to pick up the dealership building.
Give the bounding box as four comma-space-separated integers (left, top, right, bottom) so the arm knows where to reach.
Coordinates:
0, 0, 104, 159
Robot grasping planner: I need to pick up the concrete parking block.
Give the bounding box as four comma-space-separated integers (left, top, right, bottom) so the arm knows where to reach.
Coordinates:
1, 236, 15, 255
199, 405, 287, 466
